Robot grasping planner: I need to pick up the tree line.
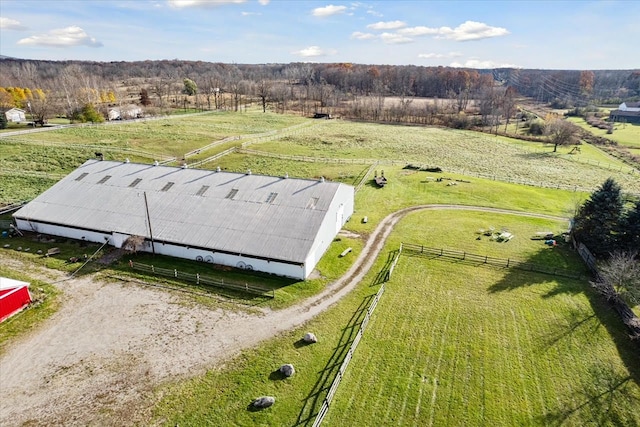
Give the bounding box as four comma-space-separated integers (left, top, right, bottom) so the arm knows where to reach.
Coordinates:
1, 58, 638, 127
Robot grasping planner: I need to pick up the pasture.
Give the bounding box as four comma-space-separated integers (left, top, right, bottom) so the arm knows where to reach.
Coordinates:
567, 116, 640, 159
153, 210, 640, 426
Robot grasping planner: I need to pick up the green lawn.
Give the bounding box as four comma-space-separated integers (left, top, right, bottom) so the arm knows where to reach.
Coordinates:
153, 210, 640, 426
567, 116, 640, 150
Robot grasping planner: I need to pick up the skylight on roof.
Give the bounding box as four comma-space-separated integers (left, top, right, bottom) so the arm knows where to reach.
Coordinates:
306, 197, 319, 209
97, 175, 112, 184
265, 192, 278, 203
196, 185, 210, 196
226, 189, 238, 199
161, 182, 175, 191
129, 178, 142, 188
75, 172, 89, 181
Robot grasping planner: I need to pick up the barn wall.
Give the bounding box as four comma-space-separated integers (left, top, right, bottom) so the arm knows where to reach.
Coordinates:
14, 220, 112, 245
304, 184, 355, 277
151, 242, 304, 278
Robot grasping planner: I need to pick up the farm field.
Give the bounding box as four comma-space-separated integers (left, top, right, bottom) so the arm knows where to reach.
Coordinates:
247, 120, 640, 194
1, 109, 309, 160
153, 210, 640, 426
2, 112, 638, 207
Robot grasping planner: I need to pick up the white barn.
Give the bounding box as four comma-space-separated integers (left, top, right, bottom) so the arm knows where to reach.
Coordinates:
13, 160, 354, 280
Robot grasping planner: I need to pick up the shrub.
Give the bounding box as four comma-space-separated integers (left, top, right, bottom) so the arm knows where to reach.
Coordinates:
529, 119, 546, 135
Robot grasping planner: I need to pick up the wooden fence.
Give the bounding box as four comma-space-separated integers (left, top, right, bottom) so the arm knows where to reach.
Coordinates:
400, 243, 586, 280
129, 261, 274, 298
312, 283, 385, 427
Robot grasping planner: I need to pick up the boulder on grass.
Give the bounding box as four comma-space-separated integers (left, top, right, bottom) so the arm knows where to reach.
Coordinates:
303, 332, 317, 343
279, 364, 295, 377
252, 396, 275, 409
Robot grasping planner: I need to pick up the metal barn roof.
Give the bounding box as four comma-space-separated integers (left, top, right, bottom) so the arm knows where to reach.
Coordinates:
14, 160, 353, 263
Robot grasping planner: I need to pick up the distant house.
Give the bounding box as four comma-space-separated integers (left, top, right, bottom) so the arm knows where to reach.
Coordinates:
108, 105, 143, 121
2, 108, 26, 123
618, 102, 640, 112
609, 102, 640, 124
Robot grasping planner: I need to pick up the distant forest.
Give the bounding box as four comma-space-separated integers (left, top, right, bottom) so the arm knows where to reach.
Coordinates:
1, 58, 639, 124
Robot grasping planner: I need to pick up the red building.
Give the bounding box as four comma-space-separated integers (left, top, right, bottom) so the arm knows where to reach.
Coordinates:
0, 277, 32, 323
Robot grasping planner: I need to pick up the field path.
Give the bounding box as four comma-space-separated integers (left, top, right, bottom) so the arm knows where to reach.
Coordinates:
0, 205, 568, 426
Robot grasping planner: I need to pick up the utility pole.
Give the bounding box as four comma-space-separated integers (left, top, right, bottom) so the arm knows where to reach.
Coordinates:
143, 192, 156, 255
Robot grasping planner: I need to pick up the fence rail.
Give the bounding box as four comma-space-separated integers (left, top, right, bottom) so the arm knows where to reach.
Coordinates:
129, 261, 274, 298
0, 201, 28, 215
401, 243, 586, 280
312, 283, 385, 427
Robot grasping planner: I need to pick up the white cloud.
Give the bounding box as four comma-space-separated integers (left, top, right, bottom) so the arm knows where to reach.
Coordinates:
366, 9, 383, 18
380, 32, 412, 44
258, 0, 269, 4
450, 58, 519, 68
241, 11, 261, 16
438, 21, 509, 41
168, 0, 246, 8
0, 17, 28, 30
291, 46, 336, 57
312, 4, 347, 17
17, 26, 103, 48
418, 51, 462, 59
398, 26, 440, 37
351, 31, 376, 40
367, 20, 406, 30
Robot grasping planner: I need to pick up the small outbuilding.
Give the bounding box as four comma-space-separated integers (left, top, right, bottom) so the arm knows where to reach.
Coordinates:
2, 108, 26, 123
108, 105, 143, 121
0, 277, 32, 322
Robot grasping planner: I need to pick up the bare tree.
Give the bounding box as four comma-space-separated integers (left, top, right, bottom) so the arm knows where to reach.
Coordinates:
502, 86, 518, 132
256, 80, 271, 113
591, 251, 640, 339
545, 118, 579, 152
594, 251, 640, 305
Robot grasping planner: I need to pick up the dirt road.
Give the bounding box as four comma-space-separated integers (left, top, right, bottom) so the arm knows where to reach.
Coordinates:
0, 205, 568, 426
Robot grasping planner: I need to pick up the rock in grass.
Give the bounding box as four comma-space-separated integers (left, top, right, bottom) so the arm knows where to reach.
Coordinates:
303, 332, 317, 343
252, 396, 275, 408
279, 364, 295, 377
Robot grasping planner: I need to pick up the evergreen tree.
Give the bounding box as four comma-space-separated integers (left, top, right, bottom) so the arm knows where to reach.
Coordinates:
620, 199, 640, 253
0, 111, 7, 129
573, 178, 624, 258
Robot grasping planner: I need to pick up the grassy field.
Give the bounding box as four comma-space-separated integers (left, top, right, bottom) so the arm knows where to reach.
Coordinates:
153, 210, 640, 426
2, 110, 309, 160
567, 116, 640, 151
245, 120, 640, 194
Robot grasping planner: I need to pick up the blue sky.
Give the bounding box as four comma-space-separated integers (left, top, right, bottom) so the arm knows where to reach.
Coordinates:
0, 0, 638, 69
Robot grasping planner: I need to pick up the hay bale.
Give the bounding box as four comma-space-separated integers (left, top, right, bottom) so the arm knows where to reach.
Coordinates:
252, 396, 275, 409
303, 332, 317, 343
280, 364, 295, 377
